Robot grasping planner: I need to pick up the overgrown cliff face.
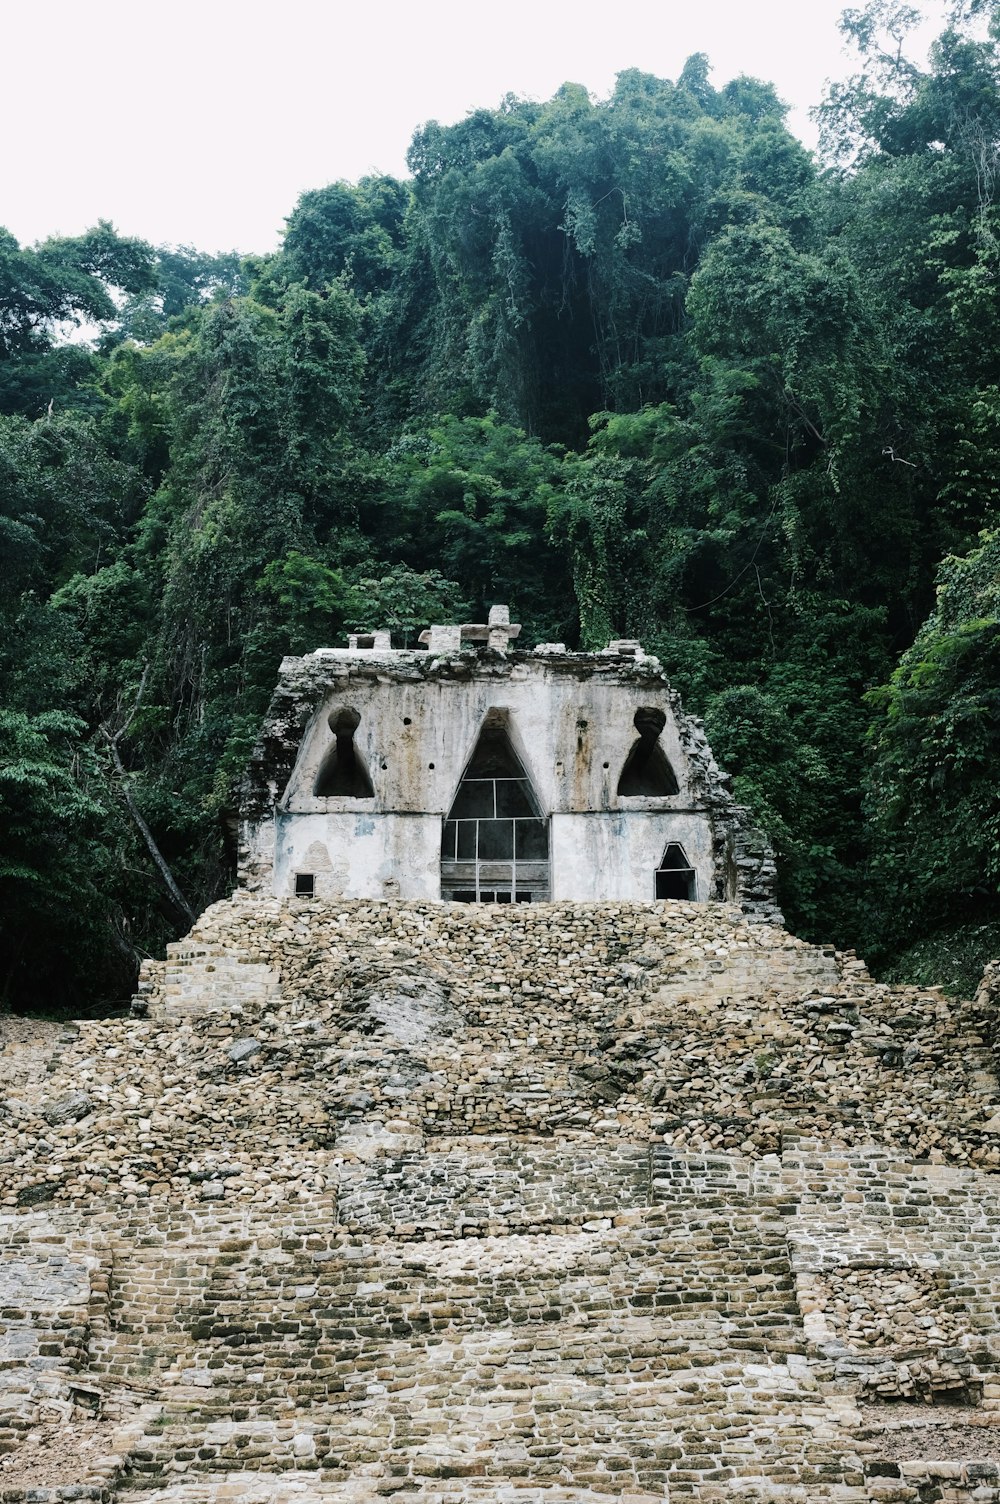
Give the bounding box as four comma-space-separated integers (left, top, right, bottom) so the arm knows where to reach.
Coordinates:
865, 528, 1000, 992
5, 7, 1000, 1011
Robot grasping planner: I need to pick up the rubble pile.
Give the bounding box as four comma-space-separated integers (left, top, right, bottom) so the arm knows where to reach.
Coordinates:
807, 1267, 964, 1350
2, 898, 998, 1213
0, 896, 998, 1502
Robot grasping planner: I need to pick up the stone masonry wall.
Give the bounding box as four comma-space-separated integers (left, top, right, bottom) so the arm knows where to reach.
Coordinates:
3, 1150, 1000, 1501
1, 896, 999, 1501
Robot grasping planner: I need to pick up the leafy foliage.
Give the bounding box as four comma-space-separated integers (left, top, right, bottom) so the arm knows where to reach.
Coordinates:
5, 11, 1000, 1010
0, 222, 156, 416
866, 529, 1000, 982
0, 709, 130, 1010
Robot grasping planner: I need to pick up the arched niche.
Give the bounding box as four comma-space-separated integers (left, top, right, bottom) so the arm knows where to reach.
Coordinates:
617, 707, 679, 797
441, 715, 549, 902
314, 708, 374, 798
655, 841, 697, 901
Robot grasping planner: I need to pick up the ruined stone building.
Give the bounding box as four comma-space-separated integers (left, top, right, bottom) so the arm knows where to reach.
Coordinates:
4, 614, 1000, 1501
239, 607, 780, 918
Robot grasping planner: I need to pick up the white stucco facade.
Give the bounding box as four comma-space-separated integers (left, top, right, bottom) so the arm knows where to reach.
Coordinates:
239, 620, 781, 919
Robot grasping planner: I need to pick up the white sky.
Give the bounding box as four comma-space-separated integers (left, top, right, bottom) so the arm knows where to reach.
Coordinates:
2, 0, 954, 257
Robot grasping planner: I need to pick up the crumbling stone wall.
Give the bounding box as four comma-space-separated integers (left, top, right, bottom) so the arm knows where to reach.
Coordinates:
5, 898, 999, 1217
2, 899, 1000, 1501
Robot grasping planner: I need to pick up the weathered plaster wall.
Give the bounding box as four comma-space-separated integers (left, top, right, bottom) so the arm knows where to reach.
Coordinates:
273, 810, 440, 900
282, 654, 701, 816
240, 643, 781, 918
550, 810, 714, 900
272, 810, 715, 905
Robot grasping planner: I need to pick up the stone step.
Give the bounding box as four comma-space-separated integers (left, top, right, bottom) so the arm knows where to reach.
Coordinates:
124, 1480, 865, 1500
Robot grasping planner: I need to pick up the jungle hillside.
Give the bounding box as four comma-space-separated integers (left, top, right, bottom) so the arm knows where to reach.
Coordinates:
3, 0, 1000, 1014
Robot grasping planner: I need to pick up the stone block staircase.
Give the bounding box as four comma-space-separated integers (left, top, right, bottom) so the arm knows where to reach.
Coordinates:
93, 1190, 859, 1501
65, 1148, 997, 1502
2, 897, 999, 1502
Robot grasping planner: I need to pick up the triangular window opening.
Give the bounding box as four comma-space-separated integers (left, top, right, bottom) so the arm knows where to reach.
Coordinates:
655, 842, 697, 901
314, 709, 374, 798
441, 721, 549, 903
618, 707, 679, 797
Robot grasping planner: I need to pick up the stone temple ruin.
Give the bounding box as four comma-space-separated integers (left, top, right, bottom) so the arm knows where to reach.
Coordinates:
1, 613, 1000, 1503
239, 608, 779, 918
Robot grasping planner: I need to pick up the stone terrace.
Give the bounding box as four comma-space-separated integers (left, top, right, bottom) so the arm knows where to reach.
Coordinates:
1, 897, 999, 1501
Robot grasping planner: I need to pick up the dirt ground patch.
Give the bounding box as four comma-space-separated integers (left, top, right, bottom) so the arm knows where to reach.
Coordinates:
0, 1418, 119, 1487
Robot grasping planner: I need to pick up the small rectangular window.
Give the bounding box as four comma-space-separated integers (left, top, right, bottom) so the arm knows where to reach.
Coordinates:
294, 872, 315, 897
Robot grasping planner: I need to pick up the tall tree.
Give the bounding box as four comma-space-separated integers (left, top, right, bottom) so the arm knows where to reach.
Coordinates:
0, 222, 155, 415
866, 527, 1000, 990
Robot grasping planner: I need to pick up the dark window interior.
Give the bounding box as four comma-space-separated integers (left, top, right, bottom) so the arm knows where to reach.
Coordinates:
441, 722, 549, 902
315, 708, 374, 798
294, 872, 315, 897
618, 707, 680, 797
655, 869, 694, 900
655, 842, 696, 901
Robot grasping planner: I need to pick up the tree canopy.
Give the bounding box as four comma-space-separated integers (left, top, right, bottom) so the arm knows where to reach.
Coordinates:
4, 5, 1000, 1010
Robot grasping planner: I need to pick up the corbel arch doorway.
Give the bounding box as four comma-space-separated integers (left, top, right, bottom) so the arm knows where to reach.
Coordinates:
440, 717, 549, 902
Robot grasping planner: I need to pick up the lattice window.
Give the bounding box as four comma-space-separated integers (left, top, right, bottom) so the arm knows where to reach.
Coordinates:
441, 723, 549, 902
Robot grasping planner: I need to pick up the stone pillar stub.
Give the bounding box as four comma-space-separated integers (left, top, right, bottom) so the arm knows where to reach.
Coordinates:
426, 624, 463, 654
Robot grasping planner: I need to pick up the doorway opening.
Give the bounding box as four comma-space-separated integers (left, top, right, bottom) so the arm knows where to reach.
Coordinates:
441, 719, 549, 902
655, 842, 697, 900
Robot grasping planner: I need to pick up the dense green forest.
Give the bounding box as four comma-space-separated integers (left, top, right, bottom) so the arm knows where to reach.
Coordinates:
2, 0, 1000, 1013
